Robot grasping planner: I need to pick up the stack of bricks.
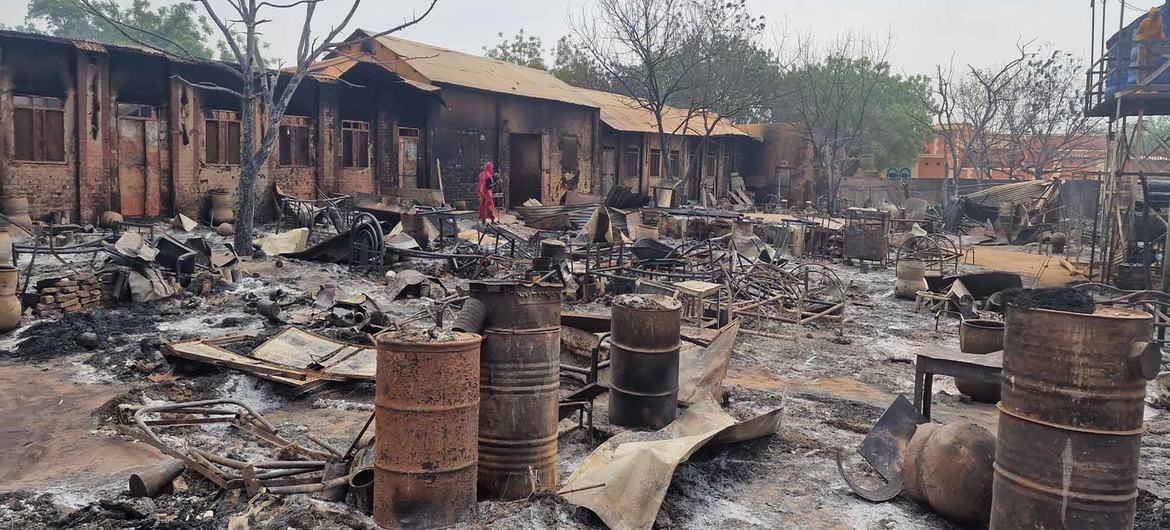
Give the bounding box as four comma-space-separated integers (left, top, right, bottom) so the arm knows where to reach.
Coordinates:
36, 272, 110, 316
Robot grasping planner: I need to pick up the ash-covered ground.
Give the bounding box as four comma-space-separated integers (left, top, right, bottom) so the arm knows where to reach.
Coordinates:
0, 222, 1167, 530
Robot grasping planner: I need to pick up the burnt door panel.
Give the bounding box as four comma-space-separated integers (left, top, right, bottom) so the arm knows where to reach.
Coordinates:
118, 118, 148, 217
144, 120, 162, 217
509, 133, 542, 206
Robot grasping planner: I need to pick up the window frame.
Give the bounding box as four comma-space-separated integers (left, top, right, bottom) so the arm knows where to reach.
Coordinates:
203, 110, 242, 166
13, 94, 67, 164
623, 146, 641, 179
342, 120, 372, 169
648, 148, 662, 178
277, 116, 313, 167
668, 150, 681, 179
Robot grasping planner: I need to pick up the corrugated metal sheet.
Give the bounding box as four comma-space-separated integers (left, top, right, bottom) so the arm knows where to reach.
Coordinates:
575, 88, 752, 138
962, 180, 1056, 206
369, 34, 598, 108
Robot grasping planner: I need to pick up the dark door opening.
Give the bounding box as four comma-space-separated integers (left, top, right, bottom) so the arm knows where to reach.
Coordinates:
509, 133, 542, 206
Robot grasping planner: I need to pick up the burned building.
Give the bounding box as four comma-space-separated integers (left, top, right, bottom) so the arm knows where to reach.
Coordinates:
738, 122, 816, 207
0, 29, 441, 223
579, 88, 756, 204
332, 31, 601, 208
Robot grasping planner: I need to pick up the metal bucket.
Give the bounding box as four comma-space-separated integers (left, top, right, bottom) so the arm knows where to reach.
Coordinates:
991, 306, 1158, 530
956, 319, 1004, 403
609, 294, 682, 429
471, 281, 561, 501
894, 260, 927, 300
374, 330, 481, 530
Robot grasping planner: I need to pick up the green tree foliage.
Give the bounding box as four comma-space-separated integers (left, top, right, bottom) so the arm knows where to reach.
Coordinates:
777, 39, 932, 210
484, 29, 547, 70
864, 73, 933, 171
551, 36, 612, 91
22, 0, 216, 59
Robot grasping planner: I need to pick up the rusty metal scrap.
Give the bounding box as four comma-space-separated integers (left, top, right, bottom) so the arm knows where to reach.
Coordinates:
117, 399, 342, 494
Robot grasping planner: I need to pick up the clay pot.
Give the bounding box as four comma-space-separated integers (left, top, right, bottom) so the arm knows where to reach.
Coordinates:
901, 422, 996, 525
0, 294, 22, 333
956, 319, 1004, 403
216, 223, 235, 236
0, 226, 13, 267
0, 267, 18, 296
209, 191, 235, 224
894, 259, 928, 300
0, 196, 32, 230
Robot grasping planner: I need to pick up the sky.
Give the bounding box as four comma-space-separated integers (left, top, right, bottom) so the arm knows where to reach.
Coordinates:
0, 0, 1154, 76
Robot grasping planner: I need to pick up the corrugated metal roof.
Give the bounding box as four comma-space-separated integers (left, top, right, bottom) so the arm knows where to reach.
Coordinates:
366, 33, 598, 108
303, 54, 442, 93
573, 88, 752, 138
961, 179, 1057, 206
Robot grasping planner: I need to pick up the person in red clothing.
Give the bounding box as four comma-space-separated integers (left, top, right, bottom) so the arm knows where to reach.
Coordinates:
477, 161, 498, 224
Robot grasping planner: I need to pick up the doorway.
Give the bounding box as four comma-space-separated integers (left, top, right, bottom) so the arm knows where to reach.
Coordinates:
509, 133, 542, 206
601, 147, 616, 197
116, 103, 164, 217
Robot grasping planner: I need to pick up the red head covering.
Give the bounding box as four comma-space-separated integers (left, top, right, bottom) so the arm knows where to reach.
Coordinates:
483, 162, 493, 174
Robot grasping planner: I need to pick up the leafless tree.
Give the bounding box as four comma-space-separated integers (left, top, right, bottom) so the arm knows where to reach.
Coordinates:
677, 10, 781, 200
999, 49, 1103, 181
76, 0, 436, 253
570, 0, 762, 194
920, 44, 1030, 200
782, 30, 893, 213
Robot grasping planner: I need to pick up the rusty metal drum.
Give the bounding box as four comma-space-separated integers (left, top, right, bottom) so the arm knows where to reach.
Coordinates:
991, 305, 1159, 530
956, 319, 1004, 403
374, 330, 481, 530
471, 281, 561, 501
609, 294, 682, 429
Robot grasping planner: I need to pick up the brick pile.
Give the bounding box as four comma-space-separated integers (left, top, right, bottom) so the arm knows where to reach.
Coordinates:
35, 272, 112, 316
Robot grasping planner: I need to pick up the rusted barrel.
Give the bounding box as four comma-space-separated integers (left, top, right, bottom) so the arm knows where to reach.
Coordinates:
956, 319, 1004, 403
894, 259, 927, 300
901, 422, 996, 525
609, 294, 682, 429
374, 330, 481, 530
471, 281, 561, 501
991, 306, 1159, 530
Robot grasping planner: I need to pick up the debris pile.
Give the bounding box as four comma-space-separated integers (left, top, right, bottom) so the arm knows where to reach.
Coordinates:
33, 271, 113, 316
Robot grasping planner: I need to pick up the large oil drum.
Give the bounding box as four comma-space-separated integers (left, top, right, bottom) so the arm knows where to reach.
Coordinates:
374, 330, 481, 530
471, 281, 561, 501
609, 294, 682, 429
991, 306, 1159, 530
956, 319, 1004, 403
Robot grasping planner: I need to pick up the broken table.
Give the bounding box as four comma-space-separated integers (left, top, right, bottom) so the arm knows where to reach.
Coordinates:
911, 344, 1002, 421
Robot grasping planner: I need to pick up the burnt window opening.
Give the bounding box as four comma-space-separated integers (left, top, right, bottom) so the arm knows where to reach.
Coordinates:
649, 148, 662, 178
398, 127, 419, 176
559, 135, 579, 173
668, 150, 680, 179
342, 120, 371, 169
117, 103, 156, 120
704, 152, 718, 178
278, 118, 313, 167
624, 146, 640, 178
204, 110, 241, 165
13, 94, 66, 163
